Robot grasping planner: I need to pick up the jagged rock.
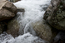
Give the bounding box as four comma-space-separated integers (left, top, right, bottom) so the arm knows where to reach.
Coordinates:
43, 0, 65, 30
0, 0, 17, 21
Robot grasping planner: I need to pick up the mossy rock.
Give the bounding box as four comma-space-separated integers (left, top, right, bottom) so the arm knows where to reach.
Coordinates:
43, 0, 65, 30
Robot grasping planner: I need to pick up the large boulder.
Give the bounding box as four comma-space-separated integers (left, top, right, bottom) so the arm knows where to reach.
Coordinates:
24, 20, 57, 42
43, 0, 65, 30
7, 19, 20, 37
32, 20, 55, 42
0, 0, 17, 21
32, 21, 52, 41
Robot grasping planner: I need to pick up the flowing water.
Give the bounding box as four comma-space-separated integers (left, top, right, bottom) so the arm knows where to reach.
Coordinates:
0, 0, 51, 43
14, 0, 51, 35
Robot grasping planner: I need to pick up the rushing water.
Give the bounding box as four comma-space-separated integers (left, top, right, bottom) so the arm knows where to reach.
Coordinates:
14, 0, 51, 35
0, 0, 51, 43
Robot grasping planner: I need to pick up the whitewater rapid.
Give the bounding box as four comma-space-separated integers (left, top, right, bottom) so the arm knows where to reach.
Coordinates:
0, 0, 51, 43
14, 0, 51, 35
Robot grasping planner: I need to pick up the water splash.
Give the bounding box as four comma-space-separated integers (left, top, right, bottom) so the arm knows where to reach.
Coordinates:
24, 21, 36, 36
0, 33, 47, 43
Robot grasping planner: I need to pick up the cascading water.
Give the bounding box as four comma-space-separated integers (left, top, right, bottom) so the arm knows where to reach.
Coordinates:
0, 0, 51, 43
14, 0, 51, 35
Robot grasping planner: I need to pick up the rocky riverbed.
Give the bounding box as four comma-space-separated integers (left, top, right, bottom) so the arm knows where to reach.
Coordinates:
0, 0, 65, 43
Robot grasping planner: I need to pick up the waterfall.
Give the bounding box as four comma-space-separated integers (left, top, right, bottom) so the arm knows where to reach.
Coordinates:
14, 0, 51, 35
0, 0, 51, 43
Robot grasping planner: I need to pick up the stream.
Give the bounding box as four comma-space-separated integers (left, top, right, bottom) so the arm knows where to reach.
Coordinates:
0, 0, 51, 43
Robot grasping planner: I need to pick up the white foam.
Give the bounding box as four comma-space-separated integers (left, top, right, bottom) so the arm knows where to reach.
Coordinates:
0, 33, 47, 43
13, 0, 51, 34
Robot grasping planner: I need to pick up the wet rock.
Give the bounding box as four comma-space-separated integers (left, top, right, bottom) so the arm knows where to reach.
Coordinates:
31, 20, 53, 41
17, 9, 25, 12
6, 10, 24, 37
52, 32, 65, 43
8, 0, 21, 2
7, 19, 20, 37
24, 20, 58, 42
0, 21, 7, 34
0, 0, 17, 21
43, 0, 65, 30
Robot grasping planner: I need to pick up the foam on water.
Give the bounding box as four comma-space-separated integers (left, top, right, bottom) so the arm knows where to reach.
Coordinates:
0, 33, 47, 43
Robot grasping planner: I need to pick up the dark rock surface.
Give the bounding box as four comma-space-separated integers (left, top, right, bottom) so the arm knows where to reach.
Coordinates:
44, 0, 65, 30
